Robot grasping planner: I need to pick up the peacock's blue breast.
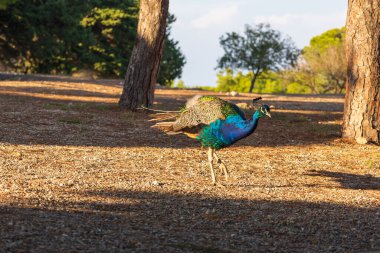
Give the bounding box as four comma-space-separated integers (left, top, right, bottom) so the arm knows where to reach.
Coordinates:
196, 115, 251, 149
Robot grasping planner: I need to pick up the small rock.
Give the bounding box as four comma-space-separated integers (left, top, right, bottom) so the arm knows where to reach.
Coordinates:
230, 91, 239, 97
151, 180, 162, 186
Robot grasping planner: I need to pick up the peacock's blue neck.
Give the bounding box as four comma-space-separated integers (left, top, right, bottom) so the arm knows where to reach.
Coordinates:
246, 110, 261, 134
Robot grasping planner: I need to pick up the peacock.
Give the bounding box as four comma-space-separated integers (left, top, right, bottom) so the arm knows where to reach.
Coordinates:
148, 95, 271, 184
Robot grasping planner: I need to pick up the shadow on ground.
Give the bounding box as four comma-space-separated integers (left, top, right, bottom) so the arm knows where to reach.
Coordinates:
0, 72, 122, 87
0, 190, 378, 252
0, 85, 119, 99
307, 170, 380, 190
0, 89, 343, 148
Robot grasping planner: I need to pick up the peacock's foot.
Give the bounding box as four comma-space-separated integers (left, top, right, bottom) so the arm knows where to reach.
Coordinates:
208, 148, 217, 184
220, 164, 229, 181
213, 151, 229, 181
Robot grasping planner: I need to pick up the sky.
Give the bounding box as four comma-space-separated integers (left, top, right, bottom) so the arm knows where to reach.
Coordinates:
168, 0, 348, 87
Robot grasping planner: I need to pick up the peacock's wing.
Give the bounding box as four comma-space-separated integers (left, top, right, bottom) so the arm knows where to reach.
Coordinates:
172, 95, 246, 132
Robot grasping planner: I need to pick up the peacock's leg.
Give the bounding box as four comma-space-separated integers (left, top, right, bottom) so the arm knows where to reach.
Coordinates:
213, 151, 229, 180
208, 147, 216, 184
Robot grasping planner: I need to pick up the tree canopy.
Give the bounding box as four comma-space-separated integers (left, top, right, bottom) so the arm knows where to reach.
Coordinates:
215, 27, 346, 95
301, 28, 346, 93
217, 23, 299, 92
0, 0, 185, 84
0, 0, 16, 9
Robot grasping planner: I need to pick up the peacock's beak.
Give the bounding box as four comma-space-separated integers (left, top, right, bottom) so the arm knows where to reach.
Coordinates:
266, 112, 272, 118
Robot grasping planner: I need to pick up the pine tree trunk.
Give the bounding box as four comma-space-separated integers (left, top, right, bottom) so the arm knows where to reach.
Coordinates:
119, 0, 169, 110
343, 0, 380, 144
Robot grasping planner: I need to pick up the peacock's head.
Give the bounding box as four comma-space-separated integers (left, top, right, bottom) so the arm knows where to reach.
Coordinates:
258, 104, 271, 118
252, 97, 271, 118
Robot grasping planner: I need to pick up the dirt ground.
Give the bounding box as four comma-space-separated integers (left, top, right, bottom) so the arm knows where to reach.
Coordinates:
0, 77, 379, 252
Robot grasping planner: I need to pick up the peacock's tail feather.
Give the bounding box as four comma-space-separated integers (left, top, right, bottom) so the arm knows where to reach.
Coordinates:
148, 112, 179, 122
151, 121, 179, 134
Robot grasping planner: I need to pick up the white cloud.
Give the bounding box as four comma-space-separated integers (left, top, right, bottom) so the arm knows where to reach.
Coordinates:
191, 4, 239, 29
253, 12, 346, 27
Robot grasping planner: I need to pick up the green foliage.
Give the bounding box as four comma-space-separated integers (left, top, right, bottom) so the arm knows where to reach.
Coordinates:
0, 0, 185, 84
253, 71, 285, 94
215, 69, 251, 92
175, 80, 185, 89
0, 0, 92, 73
217, 23, 299, 92
215, 68, 321, 94
281, 66, 326, 94
195, 86, 215, 91
300, 28, 346, 93
216, 69, 287, 94
79, 3, 139, 77
0, 0, 16, 9
215, 27, 346, 95
157, 14, 186, 86
304, 28, 345, 54
285, 82, 311, 94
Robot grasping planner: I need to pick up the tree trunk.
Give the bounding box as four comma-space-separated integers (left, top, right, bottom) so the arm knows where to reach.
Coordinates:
249, 71, 260, 93
119, 0, 169, 110
343, 0, 380, 144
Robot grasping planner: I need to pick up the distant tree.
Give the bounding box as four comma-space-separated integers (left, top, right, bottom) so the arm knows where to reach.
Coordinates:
343, 0, 380, 144
175, 79, 185, 88
286, 58, 325, 94
216, 69, 250, 92
303, 28, 346, 93
215, 68, 286, 94
157, 14, 186, 86
119, 0, 169, 110
217, 23, 299, 93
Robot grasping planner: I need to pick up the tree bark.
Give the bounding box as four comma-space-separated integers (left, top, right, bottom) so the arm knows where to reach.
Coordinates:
249, 70, 260, 93
343, 0, 380, 144
119, 0, 169, 110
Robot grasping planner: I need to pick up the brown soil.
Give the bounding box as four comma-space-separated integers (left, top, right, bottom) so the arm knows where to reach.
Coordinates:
0, 78, 379, 252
